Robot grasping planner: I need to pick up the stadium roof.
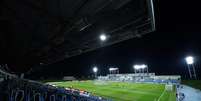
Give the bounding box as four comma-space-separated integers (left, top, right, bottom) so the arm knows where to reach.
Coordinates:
0, 0, 155, 73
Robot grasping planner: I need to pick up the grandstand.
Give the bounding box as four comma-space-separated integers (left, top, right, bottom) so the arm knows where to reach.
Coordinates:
98, 73, 181, 84
0, 68, 111, 101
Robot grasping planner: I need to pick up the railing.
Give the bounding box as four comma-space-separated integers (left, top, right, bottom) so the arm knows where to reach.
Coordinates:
0, 68, 111, 101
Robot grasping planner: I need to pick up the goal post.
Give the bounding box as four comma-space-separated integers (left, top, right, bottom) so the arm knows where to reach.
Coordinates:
165, 84, 173, 91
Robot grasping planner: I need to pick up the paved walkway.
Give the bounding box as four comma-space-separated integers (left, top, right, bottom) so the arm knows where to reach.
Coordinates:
178, 85, 201, 101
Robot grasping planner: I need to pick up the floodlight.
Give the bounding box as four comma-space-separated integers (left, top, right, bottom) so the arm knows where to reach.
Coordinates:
185, 56, 197, 79
141, 64, 147, 69
109, 68, 118, 71
185, 56, 194, 65
99, 34, 107, 41
133, 64, 148, 70
93, 67, 98, 73
133, 65, 141, 70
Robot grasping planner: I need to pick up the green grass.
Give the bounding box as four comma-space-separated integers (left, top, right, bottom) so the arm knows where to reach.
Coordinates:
46, 81, 176, 101
158, 85, 176, 101
182, 80, 201, 90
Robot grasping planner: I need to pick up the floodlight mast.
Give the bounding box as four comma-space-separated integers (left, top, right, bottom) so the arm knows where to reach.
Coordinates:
185, 56, 194, 65
133, 64, 148, 74
109, 67, 119, 74
185, 56, 197, 79
93, 67, 98, 78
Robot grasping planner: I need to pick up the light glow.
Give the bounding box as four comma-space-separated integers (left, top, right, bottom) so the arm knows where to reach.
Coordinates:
109, 68, 118, 71
99, 34, 107, 41
185, 56, 194, 65
93, 67, 98, 73
141, 64, 147, 69
133, 64, 147, 70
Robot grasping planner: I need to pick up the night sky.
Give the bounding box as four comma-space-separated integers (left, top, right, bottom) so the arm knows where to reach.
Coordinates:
34, 0, 201, 79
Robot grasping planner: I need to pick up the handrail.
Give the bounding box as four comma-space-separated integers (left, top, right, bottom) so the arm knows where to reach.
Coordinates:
9, 90, 15, 101
15, 90, 24, 101
0, 69, 17, 78
62, 95, 66, 101
50, 95, 55, 101
33, 93, 41, 101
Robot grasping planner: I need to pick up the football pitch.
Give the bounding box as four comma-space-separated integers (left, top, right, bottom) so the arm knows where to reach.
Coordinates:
47, 81, 176, 101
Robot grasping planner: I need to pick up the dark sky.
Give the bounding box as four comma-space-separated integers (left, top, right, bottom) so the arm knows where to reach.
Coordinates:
34, 0, 201, 79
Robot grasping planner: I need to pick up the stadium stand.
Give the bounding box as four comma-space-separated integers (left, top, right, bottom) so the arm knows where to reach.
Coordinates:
98, 73, 181, 84
0, 66, 110, 101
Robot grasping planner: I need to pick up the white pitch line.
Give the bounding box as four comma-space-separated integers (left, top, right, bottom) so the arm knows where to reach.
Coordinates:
157, 88, 166, 101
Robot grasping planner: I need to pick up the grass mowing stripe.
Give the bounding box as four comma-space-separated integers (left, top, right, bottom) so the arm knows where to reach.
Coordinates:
55, 81, 162, 95
64, 83, 161, 96
54, 81, 163, 101
49, 81, 175, 101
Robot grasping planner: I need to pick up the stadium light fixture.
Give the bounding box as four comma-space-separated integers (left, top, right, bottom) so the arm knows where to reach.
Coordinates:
133, 64, 147, 70
185, 56, 194, 65
109, 68, 113, 71
133, 65, 141, 70
109, 68, 118, 71
93, 66, 98, 78
99, 34, 107, 41
109, 67, 119, 74
93, 67, 98, 73
141, 64, 147, 69
133, 64, 148, 74
185, 56, 197, 79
